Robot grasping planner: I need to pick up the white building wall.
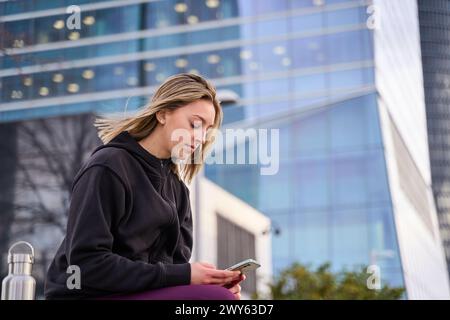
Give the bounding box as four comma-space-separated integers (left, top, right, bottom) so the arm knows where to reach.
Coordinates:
188, 173, 272, 300
374, 0, 431, 182
374, 0, 450, 299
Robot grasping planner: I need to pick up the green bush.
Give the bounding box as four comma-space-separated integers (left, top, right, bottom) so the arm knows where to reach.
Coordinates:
252, 262, 405, 300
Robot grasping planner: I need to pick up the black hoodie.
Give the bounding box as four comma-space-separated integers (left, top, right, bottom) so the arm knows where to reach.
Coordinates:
44, 131, 192, 299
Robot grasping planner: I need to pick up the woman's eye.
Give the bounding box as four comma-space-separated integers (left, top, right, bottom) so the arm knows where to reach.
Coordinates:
191, 122, 201, 129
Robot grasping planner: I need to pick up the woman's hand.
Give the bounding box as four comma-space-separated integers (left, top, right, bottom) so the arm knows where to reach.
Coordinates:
224, 273, 246, 300
190, 262, 241, 286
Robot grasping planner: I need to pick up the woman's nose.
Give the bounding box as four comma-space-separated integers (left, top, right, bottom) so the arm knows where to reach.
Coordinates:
194, 129, 207, 145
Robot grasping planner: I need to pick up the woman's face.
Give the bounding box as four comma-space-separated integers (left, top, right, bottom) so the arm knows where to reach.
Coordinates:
159, 99, 216, 160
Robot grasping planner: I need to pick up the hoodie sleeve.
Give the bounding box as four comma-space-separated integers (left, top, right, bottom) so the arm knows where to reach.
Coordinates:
173, 183, 193, 264
65, 165, 191, 293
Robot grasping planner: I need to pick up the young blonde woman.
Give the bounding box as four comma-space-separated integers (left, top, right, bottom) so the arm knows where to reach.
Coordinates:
44, 73, 245, 300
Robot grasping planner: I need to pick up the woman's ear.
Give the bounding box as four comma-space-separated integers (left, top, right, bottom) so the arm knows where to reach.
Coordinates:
156, 110, 167, 125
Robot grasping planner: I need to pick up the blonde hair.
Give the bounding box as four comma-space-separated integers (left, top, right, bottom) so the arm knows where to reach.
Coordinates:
94, 73, 223, 184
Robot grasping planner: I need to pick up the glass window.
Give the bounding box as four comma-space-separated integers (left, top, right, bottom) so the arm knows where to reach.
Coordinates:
146, 0, 180, 29
256, 17, 288, 38
366, 151, 391, 205
368, 207, 403, 271
257, 41, 291, 73
291, 12, 323, 33
361, 28, 374, 61
326, 7, 364, 28
331, 208, 370, 271
364, 67, 375, 86
182, 48, 240, 79
278, 123, 292, 159
331, 151, 368, 207
292, 35, 327, 68
97, 5, 141, 34
294, 72, 326, 96
94, 61, 140, 92
258, 161, 292, 212
255, 0, 289, 15
292, 97, 329, 110
291, 0, 324, 9
218, 164, 260, 208
325, 30, 371, 64
257, 78, 290, 98
34, 15, 59, 44
2, 76, 23, 103
326, 0, 356, 5
147, 33, 186, 50
187, 26, 240, 46
223, 105, 248, 124
3, 5, 143, 47
329, 68, 365, 91
330, 97, 368, 150
329, 94, 381, 149
295, 158, 330, 209
363, 94, 382, 147
271, 213, 292, 260
185, 0, 219, 24
246, 100, 291, 120
293, 211, 330, 266
293, 109, 328, 154
97, 39, 139, 58
219, 48, 241, 77
2, 0, 111, 15
3, 19, 33, 48
219, 0, 240, 19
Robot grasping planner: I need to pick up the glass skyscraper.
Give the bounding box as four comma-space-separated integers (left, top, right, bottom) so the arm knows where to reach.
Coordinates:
1, 0, 449, 299
418, 0, 450, 279
204, 0, 450, 299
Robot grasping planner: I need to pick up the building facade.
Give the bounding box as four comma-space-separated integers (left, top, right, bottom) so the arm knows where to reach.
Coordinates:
188, 176, 272, 299
418, 0, 450, 280
204, 0, 450, 298
0, 0, 449, 299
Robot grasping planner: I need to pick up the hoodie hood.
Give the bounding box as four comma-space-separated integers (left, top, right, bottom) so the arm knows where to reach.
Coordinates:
92, 131, 174, 175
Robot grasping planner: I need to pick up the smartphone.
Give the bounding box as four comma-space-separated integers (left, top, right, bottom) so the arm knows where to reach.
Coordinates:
226, 259, 261, 274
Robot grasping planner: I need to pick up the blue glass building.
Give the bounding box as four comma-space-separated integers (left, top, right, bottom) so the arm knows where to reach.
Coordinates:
1, 0, 449, 298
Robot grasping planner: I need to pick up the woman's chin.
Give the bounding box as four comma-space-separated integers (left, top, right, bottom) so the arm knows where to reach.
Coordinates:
172, 149, 192, 163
